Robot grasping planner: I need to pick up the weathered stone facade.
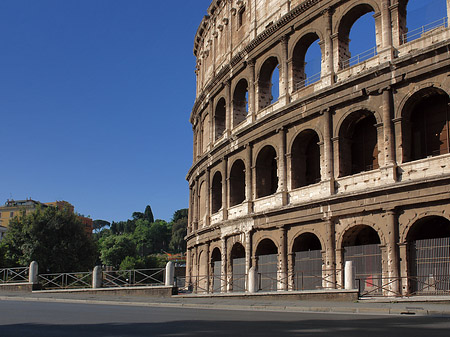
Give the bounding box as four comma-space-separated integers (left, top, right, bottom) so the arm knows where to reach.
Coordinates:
187, 0, 450, 296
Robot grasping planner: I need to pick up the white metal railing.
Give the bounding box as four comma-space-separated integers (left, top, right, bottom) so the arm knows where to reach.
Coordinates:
0, 267, 29, 284
295, 71, 321, 90
102, 268, 165, 288
401, 17, 448, 44
341, 46, 377, 69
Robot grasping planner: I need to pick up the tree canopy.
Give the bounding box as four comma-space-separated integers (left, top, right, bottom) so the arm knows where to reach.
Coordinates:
0, 206, 97, 272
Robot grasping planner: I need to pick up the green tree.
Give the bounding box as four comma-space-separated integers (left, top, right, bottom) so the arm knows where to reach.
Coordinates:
98, 234, 137, 269
169, 209, 188, 253
93, 219, 110, 232
144, 205, 154, 223
1, 206, 97, 272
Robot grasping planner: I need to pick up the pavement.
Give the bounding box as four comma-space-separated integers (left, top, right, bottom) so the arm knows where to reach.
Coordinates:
1, 289, 450, 317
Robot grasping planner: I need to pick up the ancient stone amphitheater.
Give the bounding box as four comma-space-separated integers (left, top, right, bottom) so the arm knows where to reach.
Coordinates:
186, 0, 450, 297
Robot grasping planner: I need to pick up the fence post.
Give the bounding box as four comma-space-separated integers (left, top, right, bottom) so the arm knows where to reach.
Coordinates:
29, 261, 38, 285
344, 261, 354, 290
92, 266, 102, 289
165, 261, 175, 286
248, 266, 257, 293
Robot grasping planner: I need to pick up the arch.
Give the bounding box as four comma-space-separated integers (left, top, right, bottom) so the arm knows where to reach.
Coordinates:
255, 238, 278, 292
214, 97, 226, 140
230, 242, 246, 292
211, 171, 222, 214
341, 224, 382, 293
400, 87, 450, 162
233, 78, 249, 127
258, 56, 279, 110
255, 145, 278, 198
291, 232, 323, 291
201, 113, 210, 154
198, 181, 207, 224
292, 32, 322, 89
291, 129, 321, 188
336, 3, 378, 69
229, 159, 246, 207
210, 246, 222, 292
338, 110, 379, 176
405, 216, 450, 295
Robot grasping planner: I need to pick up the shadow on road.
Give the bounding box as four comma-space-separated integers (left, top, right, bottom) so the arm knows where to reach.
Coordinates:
2, 316, 450, 337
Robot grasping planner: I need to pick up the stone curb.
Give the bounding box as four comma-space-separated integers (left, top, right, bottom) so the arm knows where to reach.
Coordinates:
2, 295, 450, 316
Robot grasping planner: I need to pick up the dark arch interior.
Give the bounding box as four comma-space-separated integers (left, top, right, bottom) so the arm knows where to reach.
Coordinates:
291, 130, 321, 188
230, 159, 246, 207
407, 216, 450, 242
215, 98, 226, 140
211, 247, 221, 262
256, 145, 278, 198
230, 243, 245, 259
233, 79, 249, 127
256, 238, 278, 256
292, 232, 322, 252
211, 171, 222, 214
342, 225, 381, 247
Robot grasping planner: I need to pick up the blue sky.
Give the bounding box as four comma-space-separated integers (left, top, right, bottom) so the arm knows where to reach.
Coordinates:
0, 0, 211, 222
0, 0, 445, 223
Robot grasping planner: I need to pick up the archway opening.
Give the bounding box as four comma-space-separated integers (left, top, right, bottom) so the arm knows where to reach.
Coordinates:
233, 79, 249, 127
291, 130, 321, 189
211, 172, 222, 214
230, 160, 246, 207
339, 111, 378, 177
292, 233, 323, 290
198, 182, 207, 227
342, 225, 382, 294
197, 250, 208, 292
406, 216, 450, 295
230, 242, 246, 292
258, 57, 279, 110
256, 145, 278, 198
214, 98, 226, 141
256, 239, 278, 292
211, 247, 222, 293
292, 33, 321, 90
339, 5, 376, 69
402, 89, 450, 162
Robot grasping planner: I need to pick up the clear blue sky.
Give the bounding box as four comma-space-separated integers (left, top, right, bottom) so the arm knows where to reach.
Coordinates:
0, 0, 444, 223
0, 0, 211, 223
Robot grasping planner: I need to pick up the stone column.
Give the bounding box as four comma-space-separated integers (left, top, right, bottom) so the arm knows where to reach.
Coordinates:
221, 237, 228, 293
379, 0, 394, 62
331, 137, 340, 180
277, 128, 288, 205
245, 230, 252, 291
278, 227, 288, 291
205, 168, 211, 227
325, 218, 336, 289
323, 7, 335, 86
188, 186, 193, 234
193, 179, 199, 231
393, 117, 403, 164
280, 35, 290, 104
29, 261, 38, 286
222, 158, 228, 220
245, 144, 253, 213
165, 261, 175, 287
381, 87, 395, 166
287, 252, 295, 290
322, 108, 335, 194
398, 242, 409, 296
389, 2, 402, 48
186, 247, 192, 286
205, 242, 211, 293
248, 59, 256, 122
226, 80, 232, 134
92, 265, 102, 289
386, 209, 400, 296
193, 245, 198, 293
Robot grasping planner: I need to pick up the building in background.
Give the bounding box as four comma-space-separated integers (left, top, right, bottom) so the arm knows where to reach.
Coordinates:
0, 198, 93, 238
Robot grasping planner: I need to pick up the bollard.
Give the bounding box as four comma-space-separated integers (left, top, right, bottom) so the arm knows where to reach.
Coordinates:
344, 261, 354, 290
248, 266, 257, 293
29, 261, 38, 284
165, 261, 175, 287
92, 266, 102, 289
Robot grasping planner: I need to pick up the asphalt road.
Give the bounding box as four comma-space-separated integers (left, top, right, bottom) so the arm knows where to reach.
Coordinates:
1, 299, 450, 337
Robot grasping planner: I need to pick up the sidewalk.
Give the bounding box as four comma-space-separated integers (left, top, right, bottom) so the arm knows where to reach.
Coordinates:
1, 289, 450, 317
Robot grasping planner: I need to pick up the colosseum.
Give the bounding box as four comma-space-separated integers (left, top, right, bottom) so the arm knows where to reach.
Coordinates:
186, 0, 450, 297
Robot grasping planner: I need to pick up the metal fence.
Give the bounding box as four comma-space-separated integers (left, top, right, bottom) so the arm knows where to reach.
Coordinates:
340, 46, 377, 69
295, 71, 321, 91
0, 267, 29, 284
39, 272, 92, 289
401, 17, 448, 44
102, 268, 165, 288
